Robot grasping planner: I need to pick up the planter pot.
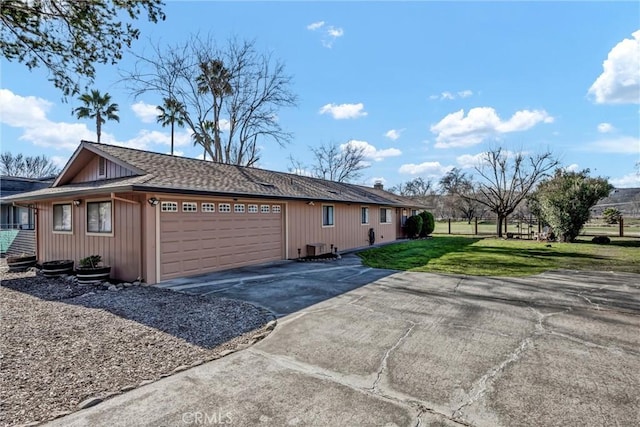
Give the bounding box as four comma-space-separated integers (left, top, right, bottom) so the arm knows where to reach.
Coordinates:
42, 260, 74, 277
76, 266, 111, 284
6, 254, 37, 271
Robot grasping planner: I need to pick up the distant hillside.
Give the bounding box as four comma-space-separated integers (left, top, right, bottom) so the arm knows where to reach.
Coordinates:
591, 188, 640, 217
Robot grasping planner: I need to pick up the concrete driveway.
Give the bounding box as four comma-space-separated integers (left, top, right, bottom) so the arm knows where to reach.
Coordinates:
48, 255, 640, 426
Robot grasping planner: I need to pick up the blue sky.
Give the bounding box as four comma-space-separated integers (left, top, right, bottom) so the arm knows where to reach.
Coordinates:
1, 1, 639, 188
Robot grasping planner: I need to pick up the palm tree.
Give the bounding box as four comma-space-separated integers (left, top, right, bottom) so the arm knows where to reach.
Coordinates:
156, 97, 186, 156
74, 90, 119, 143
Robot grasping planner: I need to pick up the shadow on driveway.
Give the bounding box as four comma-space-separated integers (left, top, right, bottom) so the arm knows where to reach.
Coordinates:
158, 253, 397, 317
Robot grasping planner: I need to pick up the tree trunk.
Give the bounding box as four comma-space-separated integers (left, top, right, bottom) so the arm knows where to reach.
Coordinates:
170, 121, 174, 156
496, 215, 504, 237
96, 114, 102, 143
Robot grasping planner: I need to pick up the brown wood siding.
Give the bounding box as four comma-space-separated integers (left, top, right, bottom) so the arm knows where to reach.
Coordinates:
71, 156, 135, 183
158, 197, 285, 281
36, 194, 142, 281
286, 201, 400, 258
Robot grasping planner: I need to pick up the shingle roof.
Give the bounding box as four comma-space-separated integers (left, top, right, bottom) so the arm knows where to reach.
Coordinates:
8, 141, 423, 208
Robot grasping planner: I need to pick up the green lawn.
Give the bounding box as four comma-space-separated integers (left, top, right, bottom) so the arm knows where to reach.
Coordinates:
357, 236, 640, 276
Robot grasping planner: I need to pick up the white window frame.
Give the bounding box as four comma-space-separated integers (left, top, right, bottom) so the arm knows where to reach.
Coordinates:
248, 204, 258, 213
380, 208, 392, 224
219, 203, 231, 213
361, 206, 369, 225
272, 205, 281, 214
322, 205, 335, 227
182, 202, 198, 212
52, 202, 73, 234
234, 203, 245, 213
161, 201, 178, 212
261, 205, 270, 213
201, 203, 215, 213
86, 199, 114, 236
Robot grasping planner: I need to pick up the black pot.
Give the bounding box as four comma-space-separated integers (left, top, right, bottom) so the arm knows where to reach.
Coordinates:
76, 266, 111, 284
6, 254, 37, 271
42, 260, 74, 277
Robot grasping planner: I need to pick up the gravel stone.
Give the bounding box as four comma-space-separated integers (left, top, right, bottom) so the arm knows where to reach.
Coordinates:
0, 269, 272, 426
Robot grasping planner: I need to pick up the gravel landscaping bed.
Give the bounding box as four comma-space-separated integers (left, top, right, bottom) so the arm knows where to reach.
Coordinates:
0, 269, 274, 427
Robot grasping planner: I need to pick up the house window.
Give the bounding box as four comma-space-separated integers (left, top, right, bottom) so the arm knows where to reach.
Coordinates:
361, 207, 369, 225
87, 201, 112, 234
182, 202, 197, 212
161, 202, 178, 212
53, 203, 72, 232
261, 205, 270, 213
412, 209, 418, 216
248, 204, 258, 213
322, 205, 334, 227
272, 205, 281, 214
234, 204, 245, 213
98, 157, 106, 177
202, 203, 215, 212
380, 208, 392, 224
219, 203, 231, 213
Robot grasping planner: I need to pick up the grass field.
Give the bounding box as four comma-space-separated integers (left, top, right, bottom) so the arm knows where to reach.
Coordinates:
434, 219, 640, 238
358, 235, 640, 276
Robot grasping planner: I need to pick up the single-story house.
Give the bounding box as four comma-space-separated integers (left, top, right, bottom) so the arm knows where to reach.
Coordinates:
7, 141, 424, 284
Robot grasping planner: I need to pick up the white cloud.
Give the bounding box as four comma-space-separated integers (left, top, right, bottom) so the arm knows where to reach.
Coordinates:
597, 122, 615, 133
456, 153, 486, 169
398, 161, 453, 177
586, 136, 640, 154
319, 102, 367, 119
588, 30, 640, 104
50, 156, 69, 169
384, 129, 404, 141
564, 163, 580, 172
610, 172, 640, 188
306, 21, 325, 31
341, 140, 402, 161
21, 122, 95, 150
308, 20, 343, 48
429, 90, 474, 101
430, 107, 554, 148
0, 89, 52, 127
131, 101, 160, 124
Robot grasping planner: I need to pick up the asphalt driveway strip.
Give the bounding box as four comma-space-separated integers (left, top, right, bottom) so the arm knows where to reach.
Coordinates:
47, 256, 640, 427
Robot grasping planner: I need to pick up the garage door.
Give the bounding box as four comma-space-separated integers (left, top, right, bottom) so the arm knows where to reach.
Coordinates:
160, 201, 284, 281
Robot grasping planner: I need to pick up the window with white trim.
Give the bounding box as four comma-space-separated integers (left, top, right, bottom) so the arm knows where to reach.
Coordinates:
261, 205, 270, 213
161, 202, 178, 212
248, 204, 258, 213
380, 208, 392, 224
87, 201, 112, 233
98, 157, 106, 178
322, 205, 334, 226
272, 205, 281, 214
202, 203, 215, 212
182, 202, 197, 212
53, 203, 72, 232
219, 203, 231, 213
234, 204, 245, 213
361, 207, 369, 224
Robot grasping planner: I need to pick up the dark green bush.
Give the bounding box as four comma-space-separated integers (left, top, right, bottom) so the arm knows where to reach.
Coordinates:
419, 211, 435, 237
404, 215, 423, 239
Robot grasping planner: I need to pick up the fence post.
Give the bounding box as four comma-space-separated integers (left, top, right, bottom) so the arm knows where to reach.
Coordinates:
619, 216, 624, 237
474, 217, 478, 235
448, 218, 451, 234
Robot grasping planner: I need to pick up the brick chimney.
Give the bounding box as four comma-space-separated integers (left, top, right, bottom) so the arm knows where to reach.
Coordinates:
373, 181, 384, 190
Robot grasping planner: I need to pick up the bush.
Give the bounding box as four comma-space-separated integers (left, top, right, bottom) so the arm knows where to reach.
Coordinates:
591, 236, 611, 244
602, 207, 622, 224
419, 211, 435, 237
404, 215, 423, 239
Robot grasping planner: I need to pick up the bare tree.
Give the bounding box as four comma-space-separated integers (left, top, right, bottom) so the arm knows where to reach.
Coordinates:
439, 168, 481, 223
448, 148, 558, 237
388, 177, 435, 206
289, 141, 368, 183
1, 152, 60, 178
123, 35, 297, 166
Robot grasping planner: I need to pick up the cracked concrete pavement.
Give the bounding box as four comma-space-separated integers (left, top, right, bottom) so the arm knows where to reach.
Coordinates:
47, 255, 640, 426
